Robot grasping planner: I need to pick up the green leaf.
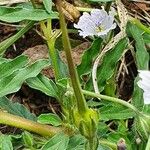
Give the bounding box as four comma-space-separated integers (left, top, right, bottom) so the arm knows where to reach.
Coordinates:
97, 144, 112, 150
0, 57, 9, 64
129, 23, 149, 108
143, 32, 150, 44
0, 135, 13, 150
86, 38, 128, 92
0, 55, 28, 79
77, 38, 103, 76
97, 122, 109, 137
43, 0, 53, 14
0, 96, 36, 121
67, 135, 85, 150
41, 133, 69, 150
26, 74, 59, 99
97, 38, 128, 92
99, 103, 135, 121
0, 6, 58, 23
38, 113, 62, 126
0, 59, 49, 97
129, 24, 149, 69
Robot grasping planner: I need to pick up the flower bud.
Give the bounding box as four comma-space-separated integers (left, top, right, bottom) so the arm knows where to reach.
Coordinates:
73, 108, 99, 139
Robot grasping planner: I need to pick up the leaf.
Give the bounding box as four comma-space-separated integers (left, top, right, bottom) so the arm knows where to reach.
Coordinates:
97, 144, 112, 150
143, 32, 150, 44
41, 133, 69, 150
0, 55, 28, 79
0, 59, 49, 97
0, 96, 36, 121
129, 24, 149, 70
0, 6, 58, 23
43, 0, 53, 14
0, 57, 9, 64
86, 38, 128, 92
97, 122, 109, 137
67, 135, 85, 150
26, 74, 59, 99
0, 135, 13, 150
97, 38, 128, 92
129, 23, 149, 108
99, 103, 135, 121
77, 38, 103, 76
38, 113, 62, 126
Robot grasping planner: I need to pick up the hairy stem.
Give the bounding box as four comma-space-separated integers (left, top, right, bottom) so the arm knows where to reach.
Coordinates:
40, 20, 60, 81
0, 111, 62, 137
47, 39, 60, 81
56, 0, 88, 115
82, 90, 141, 115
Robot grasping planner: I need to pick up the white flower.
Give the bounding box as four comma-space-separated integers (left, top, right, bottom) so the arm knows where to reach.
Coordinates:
74, 9, 116, 38
137, 70, 150, 104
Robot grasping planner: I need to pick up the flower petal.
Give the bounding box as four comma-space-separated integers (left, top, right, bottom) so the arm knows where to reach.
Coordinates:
137, 70, 150, 104
74, 9, 116, 38
90, 9, 107, 26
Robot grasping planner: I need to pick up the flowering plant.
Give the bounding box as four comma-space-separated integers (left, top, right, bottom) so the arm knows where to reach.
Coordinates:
0, 0, 150, 149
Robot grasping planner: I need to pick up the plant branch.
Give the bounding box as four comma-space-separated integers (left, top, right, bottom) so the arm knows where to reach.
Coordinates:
0, 111, 62, 137
82, 90, 141, 115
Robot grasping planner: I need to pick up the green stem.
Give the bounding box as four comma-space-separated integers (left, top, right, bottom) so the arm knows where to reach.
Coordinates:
0, 111, 62, 137
130, 18, 150, 34
82, 90, 141, 115
40, 20, 60, 81
146, 136, 150, 150
56, 0, 88, 115
0, 21, 34, 55
47, 39, 60, 81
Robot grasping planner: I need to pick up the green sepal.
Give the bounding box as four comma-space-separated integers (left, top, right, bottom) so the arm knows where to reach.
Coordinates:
135, 115, 150, 140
